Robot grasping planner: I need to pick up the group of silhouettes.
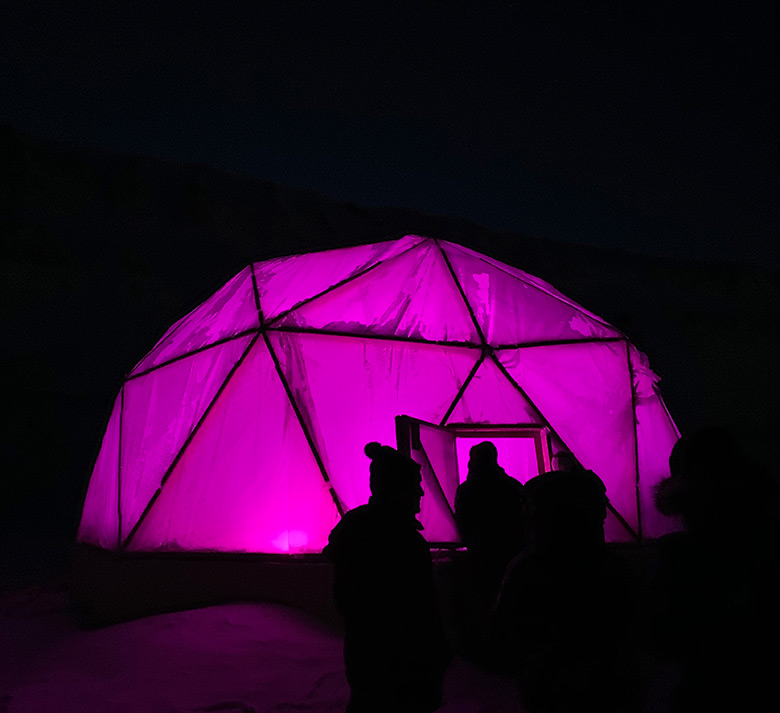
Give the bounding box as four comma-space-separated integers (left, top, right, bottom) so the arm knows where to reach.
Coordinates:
323, 429, 780, 713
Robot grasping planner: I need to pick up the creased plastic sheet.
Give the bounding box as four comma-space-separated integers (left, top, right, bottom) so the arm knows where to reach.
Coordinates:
78, 390, 122, 549
276, 241, 479, 343
440, 241, 619, 346
418, 423, 459, 511
256, 235, 425, 322
132, 267, 260, 374
446, 357, 543, 425
498, 341, 639, 533
270, 331, 480, 511
415, 424, 460, 541
439, 240, 620, 335
636, 389, 683, 538
120, 336, 253, 542
131, 337, 340, 553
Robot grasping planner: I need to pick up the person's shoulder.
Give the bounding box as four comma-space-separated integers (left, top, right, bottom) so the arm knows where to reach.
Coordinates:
499, 470, 524, 493
343, 503, 371, 518
323, 505, 373, 553
335, 504, 375, 531
455, 479, 475, 500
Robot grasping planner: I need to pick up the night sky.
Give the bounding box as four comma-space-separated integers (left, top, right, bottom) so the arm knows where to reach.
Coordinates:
2, 2, 777, 268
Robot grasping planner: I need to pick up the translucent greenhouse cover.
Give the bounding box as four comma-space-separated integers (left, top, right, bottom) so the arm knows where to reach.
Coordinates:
79, 235, 681, 553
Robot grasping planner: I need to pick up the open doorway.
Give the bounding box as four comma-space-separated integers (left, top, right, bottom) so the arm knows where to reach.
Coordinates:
395, 416, 551, 544
453, 428, 550, 485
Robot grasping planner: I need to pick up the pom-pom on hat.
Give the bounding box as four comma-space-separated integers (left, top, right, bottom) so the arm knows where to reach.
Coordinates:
365, 441, 421, 497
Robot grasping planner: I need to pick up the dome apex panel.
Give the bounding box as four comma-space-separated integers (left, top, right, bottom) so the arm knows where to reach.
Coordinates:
440, 240, 617, 328
440, 241, 620, 346
273, 241, 480, 344
254, 235, 425, 322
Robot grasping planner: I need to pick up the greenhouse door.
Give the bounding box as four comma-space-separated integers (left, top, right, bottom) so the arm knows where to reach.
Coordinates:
395, 416, 551, 546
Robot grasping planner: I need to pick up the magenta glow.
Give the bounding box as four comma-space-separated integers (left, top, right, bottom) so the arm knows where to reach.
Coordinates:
78, 236, 681, 553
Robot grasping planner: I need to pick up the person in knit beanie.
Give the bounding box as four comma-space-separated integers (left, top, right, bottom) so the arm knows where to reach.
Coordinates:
324, 443, 449, 712
365, 441, 424, 512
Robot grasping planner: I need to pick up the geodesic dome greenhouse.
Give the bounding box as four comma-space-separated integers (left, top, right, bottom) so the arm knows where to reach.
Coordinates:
78, 235, 680, 554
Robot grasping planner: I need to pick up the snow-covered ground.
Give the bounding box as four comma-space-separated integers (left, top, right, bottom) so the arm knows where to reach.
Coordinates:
1, 587, 522, 713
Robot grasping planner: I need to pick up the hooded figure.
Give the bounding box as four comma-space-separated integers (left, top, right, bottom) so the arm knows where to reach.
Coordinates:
492, 460, 638, 713
650, 427, 780, 711
324, 442, 449, 713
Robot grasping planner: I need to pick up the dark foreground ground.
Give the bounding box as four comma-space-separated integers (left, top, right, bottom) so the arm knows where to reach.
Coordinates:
2, 586, 529, 713
0, 542, 683, 713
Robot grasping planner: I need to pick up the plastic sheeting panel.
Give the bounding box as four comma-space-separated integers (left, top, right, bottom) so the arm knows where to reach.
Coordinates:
132, 267, 260, 374
414, 422, 460, 542
446, 357, 542, 425
276, 241, 480, 343
441, 241, 620, 346
498, 341, 639, 533
255, 235, 423, 321
636, 389, 682, 538
130, 337, 340, 553
120, 336, 253, 542
440, 240, 620, 331
78, 390, 122, 549
270, 331, 480, 512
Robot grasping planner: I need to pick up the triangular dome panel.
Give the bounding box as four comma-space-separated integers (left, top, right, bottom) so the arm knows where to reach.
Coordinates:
269, 331, 481, 511
412, 422, 460, 542
132, 267, 260, 374
418, 464, 460, 543
120, 336, 254, 542
78, 390, 122, 549
498, 340, 638, 531
130, 337, 340, 553
255, 235, 425, 321
440, 240, 619, 331
446, 357, 543, 425
440, 241, 620, 346
275, 241, 480, 343
635, 389, 682, 538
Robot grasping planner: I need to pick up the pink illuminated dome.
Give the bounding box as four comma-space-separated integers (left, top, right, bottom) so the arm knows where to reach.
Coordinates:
78, 235, 680, 554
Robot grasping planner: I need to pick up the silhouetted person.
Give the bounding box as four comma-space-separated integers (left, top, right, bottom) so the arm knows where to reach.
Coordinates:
650, 426, 780, 711
323, 442, 449, 713
453, 442, 526, 659
492, 458, 639, 713
454, 441, 526, 594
